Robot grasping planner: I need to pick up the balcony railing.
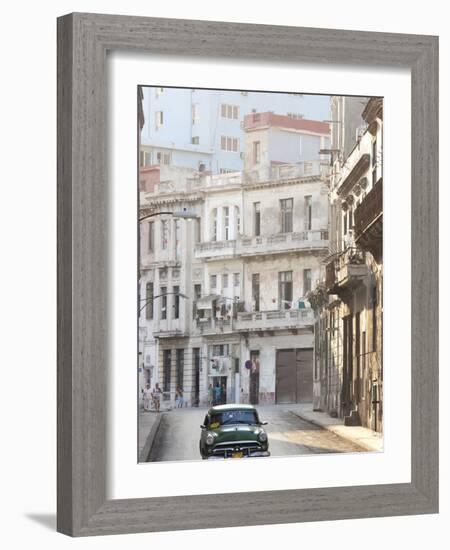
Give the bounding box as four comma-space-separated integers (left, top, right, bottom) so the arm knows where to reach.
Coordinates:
326, 247, 368, 294
195, 230, 328, 259
354, 178, 383, 260
235, 308, 314, 331
334, 132, 372, 196
194, 239, 237, 259
193, 308, 314, 334
153, 328, 187, 338
239, 229, 328, 256
244, 161, 329, 184
194, 317, 233, 335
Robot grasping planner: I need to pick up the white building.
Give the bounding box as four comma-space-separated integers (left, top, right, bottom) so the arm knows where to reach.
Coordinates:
139, 112, 330, 407
140, 87, 330, 174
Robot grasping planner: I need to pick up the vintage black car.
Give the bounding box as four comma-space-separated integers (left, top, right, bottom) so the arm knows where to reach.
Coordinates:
199, 404, 270, 459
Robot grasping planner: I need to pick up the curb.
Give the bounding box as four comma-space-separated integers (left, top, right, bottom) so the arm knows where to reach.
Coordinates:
139, 413, 163, 462
289, 410, 377, 452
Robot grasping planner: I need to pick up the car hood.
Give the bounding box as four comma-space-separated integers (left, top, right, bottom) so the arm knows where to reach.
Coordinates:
212, 424, 263, 443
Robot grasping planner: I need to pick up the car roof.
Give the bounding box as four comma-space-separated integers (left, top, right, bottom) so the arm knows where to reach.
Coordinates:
208, 404, 257, 414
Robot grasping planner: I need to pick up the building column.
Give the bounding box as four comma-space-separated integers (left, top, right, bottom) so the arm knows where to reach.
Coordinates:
158, 346, 164, 398
170, 348, 177, 406
229, 205, 237, 240
183, 347, 194, 407
154, 268, 160, 331
216, 207, 224, 241
199, 342, 209, 406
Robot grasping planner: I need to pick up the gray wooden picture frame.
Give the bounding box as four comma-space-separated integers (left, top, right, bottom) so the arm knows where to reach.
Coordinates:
57, 12, 439, 537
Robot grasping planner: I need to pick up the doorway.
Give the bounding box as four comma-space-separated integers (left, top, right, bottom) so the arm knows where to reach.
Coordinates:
249, 351, 260, 404
212, 376, 227, 405
275, 348, 313, 404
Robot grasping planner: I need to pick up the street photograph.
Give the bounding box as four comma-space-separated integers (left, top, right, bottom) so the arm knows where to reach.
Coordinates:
138, 87, 383, 462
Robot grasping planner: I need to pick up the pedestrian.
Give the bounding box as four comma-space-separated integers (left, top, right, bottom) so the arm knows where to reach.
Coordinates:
208, 383, 214, 407
213, 383, 221, 405
221, 382, 226, 404
176, 386, 184, 408
142, 383, 152, 411
152, 382, 162, 412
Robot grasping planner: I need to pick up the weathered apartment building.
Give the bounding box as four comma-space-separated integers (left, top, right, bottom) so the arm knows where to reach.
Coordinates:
139, 112, 330, 407
311, 96, 383, 432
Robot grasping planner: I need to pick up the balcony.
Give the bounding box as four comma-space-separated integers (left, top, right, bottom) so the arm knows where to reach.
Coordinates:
235, 308, 314, 333
192, 308, 314, 335
244, 161, 329, 184
204, 172, 242, 188
194, 317, 233, 335
153, 328, 188, 339
194, 231, 328, 260
334, 132, 372, 197
152, 317, 188, 339
238, 229, 328, 257
326, 247, 368, 296
354, 178, 383, 261
194, 239, 237, 259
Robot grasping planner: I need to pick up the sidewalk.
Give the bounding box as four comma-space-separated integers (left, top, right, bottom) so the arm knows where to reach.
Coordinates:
138, 408, 163, 462
288, 403, 383, 452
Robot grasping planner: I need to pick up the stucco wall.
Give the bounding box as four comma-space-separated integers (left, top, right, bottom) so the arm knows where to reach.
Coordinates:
242, 179, 328, 237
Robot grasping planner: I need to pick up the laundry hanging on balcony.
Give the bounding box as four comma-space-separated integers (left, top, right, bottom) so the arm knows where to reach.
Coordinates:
292, 298, 311, 309
196, 294, 220, 310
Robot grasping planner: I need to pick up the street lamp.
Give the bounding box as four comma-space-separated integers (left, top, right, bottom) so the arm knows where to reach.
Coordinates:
139, 207, 198, 223
139, 291, 189, 314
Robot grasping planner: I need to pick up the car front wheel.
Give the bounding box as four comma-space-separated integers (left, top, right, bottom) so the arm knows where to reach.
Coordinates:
199, 442, 207, 459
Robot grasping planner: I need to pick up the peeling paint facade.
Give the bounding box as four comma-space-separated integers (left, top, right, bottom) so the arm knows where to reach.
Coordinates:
312, 96, 383, 433
139, 112, 330, 408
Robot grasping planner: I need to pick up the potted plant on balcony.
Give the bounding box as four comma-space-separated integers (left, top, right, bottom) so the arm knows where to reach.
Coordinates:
306, 283, 328, 311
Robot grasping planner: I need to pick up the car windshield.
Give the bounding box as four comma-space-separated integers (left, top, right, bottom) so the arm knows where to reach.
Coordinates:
208, 410, 258, 427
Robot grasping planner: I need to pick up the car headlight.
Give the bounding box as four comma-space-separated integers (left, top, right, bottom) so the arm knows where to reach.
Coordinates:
205, 432, 215, 446
258, 431, 268, 443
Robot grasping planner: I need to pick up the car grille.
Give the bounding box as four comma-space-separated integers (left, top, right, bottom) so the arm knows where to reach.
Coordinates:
212, 440, 263, 457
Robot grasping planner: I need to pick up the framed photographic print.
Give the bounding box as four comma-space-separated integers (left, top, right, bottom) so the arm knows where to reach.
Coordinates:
57, 13, 438, 536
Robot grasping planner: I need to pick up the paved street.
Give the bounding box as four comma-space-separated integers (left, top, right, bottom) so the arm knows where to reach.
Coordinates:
146, 405, 365, 462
